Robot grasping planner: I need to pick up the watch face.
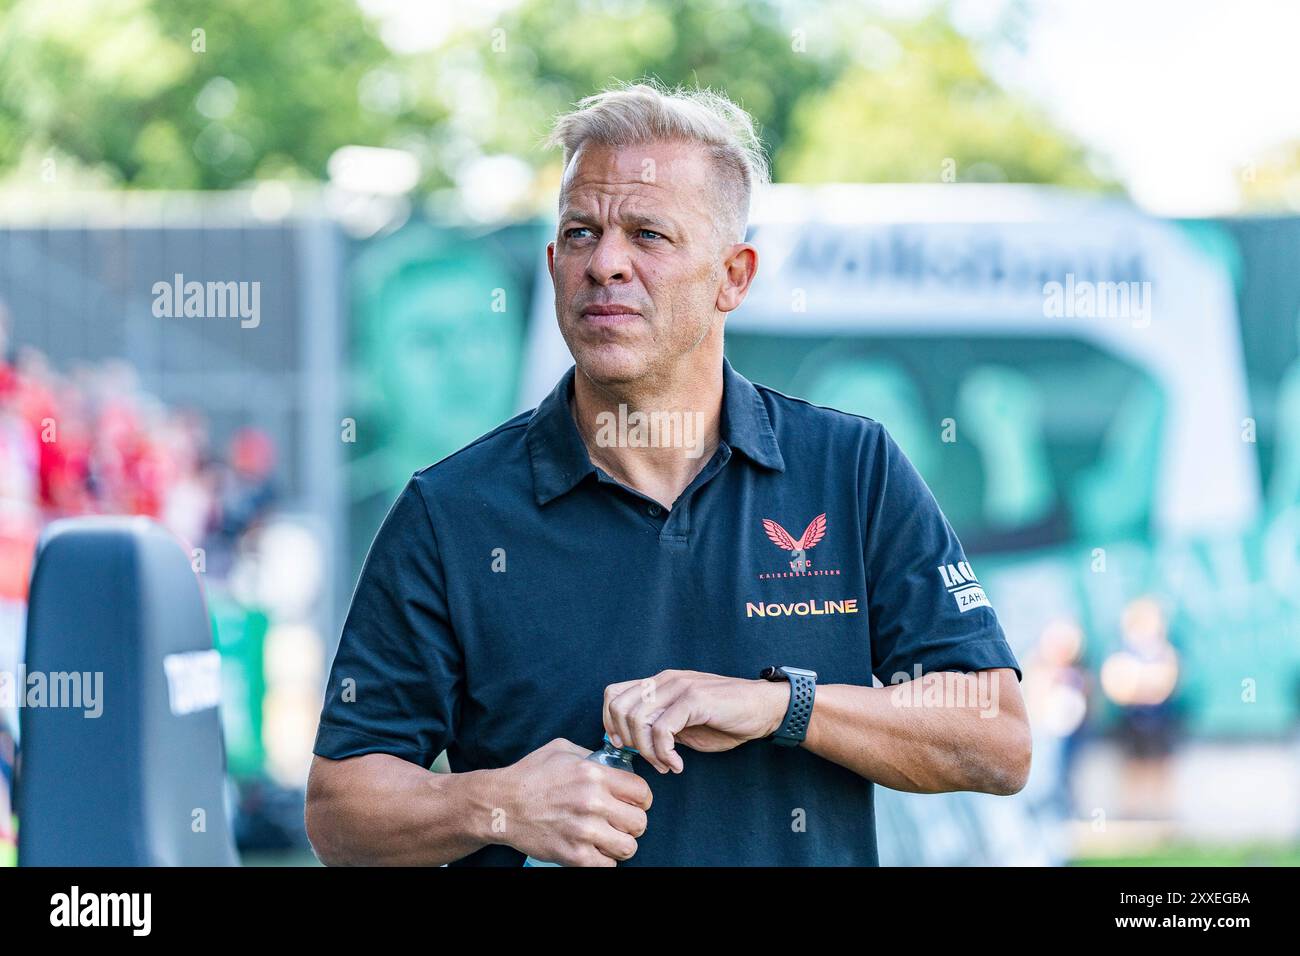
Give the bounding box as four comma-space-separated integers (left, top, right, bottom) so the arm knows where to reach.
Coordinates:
782, 666, 817, 680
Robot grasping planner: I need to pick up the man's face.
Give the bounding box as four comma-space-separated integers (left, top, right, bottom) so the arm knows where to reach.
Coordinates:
547, 140, 739, 386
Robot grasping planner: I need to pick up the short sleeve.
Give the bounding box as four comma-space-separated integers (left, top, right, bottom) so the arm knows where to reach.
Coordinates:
862, 426, 1022, 685
313, 474, 462, 769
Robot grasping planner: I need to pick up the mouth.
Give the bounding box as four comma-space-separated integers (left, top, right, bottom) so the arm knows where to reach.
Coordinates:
579, 306, 642, 326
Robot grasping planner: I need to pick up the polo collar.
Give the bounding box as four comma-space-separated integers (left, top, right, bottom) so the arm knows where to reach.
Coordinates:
526, 356, 785, 506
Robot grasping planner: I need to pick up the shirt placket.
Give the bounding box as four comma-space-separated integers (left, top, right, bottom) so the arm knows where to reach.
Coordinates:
595, 443, 732, 547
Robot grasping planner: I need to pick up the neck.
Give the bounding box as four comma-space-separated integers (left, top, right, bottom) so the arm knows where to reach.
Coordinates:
570, 348, 724, 511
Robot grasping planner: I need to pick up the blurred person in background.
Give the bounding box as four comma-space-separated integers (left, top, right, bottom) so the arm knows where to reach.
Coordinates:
1023, 618, 1091, 822
159, 409, 218, 554
205, 427, 278, 580
1101, 596, 1182, 821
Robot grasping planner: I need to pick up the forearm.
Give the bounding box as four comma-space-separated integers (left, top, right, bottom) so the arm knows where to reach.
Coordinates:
799, 675, 1029, 795
305, 753, 511, 866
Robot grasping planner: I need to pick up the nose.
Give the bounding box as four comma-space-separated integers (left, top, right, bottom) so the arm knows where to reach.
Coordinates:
586, 230, 632, 286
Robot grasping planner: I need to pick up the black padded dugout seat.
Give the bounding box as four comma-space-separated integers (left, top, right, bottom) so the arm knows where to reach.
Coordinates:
17, 516, 238, 865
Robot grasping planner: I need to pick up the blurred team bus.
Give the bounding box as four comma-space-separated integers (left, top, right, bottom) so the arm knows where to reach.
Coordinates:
510, 185, 1298, 862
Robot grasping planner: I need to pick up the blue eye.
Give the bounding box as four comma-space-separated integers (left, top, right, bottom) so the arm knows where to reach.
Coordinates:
565, 227, 592, 239
638, 229, 662, 240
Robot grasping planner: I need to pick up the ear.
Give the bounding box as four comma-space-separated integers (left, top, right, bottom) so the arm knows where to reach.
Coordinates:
546, 240, 556, 283
715, 243, 758, 314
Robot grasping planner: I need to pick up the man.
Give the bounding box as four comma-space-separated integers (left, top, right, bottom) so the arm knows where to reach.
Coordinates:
306, 81, 1031, 867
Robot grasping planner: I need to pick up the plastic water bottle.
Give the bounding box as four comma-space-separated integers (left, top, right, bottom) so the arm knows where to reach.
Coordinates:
523, 734, 640, 867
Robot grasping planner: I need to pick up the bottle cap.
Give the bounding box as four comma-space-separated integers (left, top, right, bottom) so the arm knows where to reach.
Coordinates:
603, 732, 639, 755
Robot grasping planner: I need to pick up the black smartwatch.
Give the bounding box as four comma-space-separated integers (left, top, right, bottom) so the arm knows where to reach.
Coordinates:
758, 665, 817, 747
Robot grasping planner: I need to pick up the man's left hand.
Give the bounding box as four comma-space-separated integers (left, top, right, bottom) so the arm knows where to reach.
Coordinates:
602, 669, 791, 774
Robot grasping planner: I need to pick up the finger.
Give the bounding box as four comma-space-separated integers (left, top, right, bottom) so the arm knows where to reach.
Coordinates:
628, 698, 672, 772
601, 680, 641, 746
601, 682, 633, 748
606, 765, 654, 811
627, 673, 671, 750
622, 682, 679, 772
590, 822, 639, 863
575, 846, 619, 868
604, 798, 649, 838
650, 699, 691, 773
607, 682, 651, 754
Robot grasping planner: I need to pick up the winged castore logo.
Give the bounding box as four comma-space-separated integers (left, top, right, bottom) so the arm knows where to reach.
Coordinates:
758, 512, 841, 579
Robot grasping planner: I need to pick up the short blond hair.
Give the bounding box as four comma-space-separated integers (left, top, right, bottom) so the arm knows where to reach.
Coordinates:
543, 79, 769, 243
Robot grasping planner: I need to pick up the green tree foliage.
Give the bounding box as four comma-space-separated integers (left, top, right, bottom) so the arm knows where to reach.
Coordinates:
0, 0, 443, 188
384, 0, 1115, 192
445, 0, 841, 176
777, 13, 1112, 187
0, 0, 1114, 193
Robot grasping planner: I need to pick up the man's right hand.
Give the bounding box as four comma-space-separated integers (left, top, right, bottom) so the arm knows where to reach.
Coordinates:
497, 738, 652, 867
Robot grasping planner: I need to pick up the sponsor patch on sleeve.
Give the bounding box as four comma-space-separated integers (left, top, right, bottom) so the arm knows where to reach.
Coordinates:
949, 584, 990, 613
937, 562, 992, 613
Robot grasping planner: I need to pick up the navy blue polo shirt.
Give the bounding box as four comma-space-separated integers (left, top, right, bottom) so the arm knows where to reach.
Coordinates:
313, 356, 1022, 866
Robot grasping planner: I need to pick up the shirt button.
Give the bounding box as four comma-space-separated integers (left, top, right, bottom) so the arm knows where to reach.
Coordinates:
647, 503, 662, 517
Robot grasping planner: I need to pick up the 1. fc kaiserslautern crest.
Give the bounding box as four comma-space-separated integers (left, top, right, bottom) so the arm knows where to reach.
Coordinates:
762, 513, 827, 574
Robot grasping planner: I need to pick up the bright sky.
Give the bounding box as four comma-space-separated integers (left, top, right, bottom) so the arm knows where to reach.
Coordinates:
357, 0, 1300, 215
990, 0, 1300, 214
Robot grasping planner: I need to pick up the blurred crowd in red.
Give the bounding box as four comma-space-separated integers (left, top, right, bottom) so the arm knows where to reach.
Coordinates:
0, 310, 278, 600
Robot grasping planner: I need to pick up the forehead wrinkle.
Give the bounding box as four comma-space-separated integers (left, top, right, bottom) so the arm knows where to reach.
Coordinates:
560, 205, 681, 233
561, 172, 665, 210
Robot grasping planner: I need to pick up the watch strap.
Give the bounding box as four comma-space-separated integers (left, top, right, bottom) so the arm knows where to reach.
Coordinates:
760, 666, 816, 746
